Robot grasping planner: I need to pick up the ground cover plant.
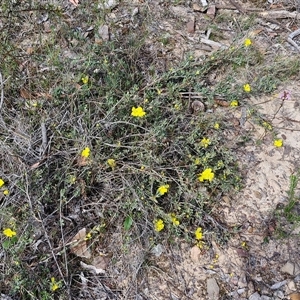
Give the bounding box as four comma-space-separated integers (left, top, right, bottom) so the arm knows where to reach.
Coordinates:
1, 0, 300, 298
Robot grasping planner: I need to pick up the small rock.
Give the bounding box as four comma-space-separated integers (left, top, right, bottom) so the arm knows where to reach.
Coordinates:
281, 261, 300, 276
295, 274, 300, 282
287, 280, 297, 292
98, 0, 118, 9
207, 278, 219, 300
249, 292, 261, 300
190, 245, 201, 262
151, 244, 164, 257
97, 25, 110, 42
1, 295, 13, 300
132, 7, 139, 17
200, 0, 208, 6
192, 3, 203, 12
206, 5, 216, 19
191, 100, 205, 113
270, 280, 287, 290
273, 290, 284, 299
261, 296, 271, 300
187, 19, 195, 34
247, 281, 255, 295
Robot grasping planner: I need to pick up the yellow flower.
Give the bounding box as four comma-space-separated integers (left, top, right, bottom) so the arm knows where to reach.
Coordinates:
85, 232, 92, 240
195, 227, 203, 240
194, 157, 201, 165
198, 168, 214, 182
107, 158, 116, 169
241, 241, 247, 248
157, 184, 169, 196
262, 121, 272, 130
230, 100, 239, 107
81, 75, 89, 84
169, 213, 180, 226
131, 106, 146, 117
200, 137, 210, 148
154, 219, 164, 232
174, 103, 180, 110
196, 70, 200, 75
274, 139, 283, 147
81, 147, 90, 158
243, 84, 251, 93
244, 38, 252, 47
217, 160, 224, 168
214, 123, 220, 129
50, 277, 59, 292
69, 176, 76, 184
157, 89, 162, 95
3, 228, 16, 238
3, 190, 9, 195
0, 178, 4, 187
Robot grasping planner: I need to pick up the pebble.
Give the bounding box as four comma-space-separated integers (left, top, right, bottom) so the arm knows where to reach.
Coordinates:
249, 292, 261, 300
261, 296, 271, 300
281, 261, 300, 276
273, 290, 284, 299
186, 19, 195, 34
287, 280, 297, 292
207, 277, 219, 300
270, 280, 287, 290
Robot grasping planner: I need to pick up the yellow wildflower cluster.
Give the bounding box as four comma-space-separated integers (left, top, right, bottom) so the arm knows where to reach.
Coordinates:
200, 137, 210, 148
274, 139, 283, 147
157, 184, 169, 196
262, 121, 272, 131
195, 227, 203, 240
131, 106, 146, 118
244, 38, 252, 47
230, 100, 239, 107
198, 168, 214, 182
214, 123, 220, 129
0, 178, 9, 196
154, 219, 164, 232
3, 228, 16, 238
169, 213, 180, 226
243, 84, 251, 93
50, 277, 60, 292
81, 75, 89, 84
81, 147, 90, 158
107, 158, 116, 169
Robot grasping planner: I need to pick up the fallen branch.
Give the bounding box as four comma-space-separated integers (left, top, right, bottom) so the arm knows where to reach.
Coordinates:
287, 28, 300, 52
258, 10, 300, 20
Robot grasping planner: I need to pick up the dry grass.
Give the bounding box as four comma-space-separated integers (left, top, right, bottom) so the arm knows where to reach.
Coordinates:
0, 1, 300, 299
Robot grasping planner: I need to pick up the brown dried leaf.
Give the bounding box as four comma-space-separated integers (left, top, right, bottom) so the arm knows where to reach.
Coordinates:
235, 248, 249, 258
76, 155, 89, 166
92, 254, 110, 270
214, 98, 229, 107
70, 228, 91, 259
290, 293, 300, 300
20, 88, 34, 100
